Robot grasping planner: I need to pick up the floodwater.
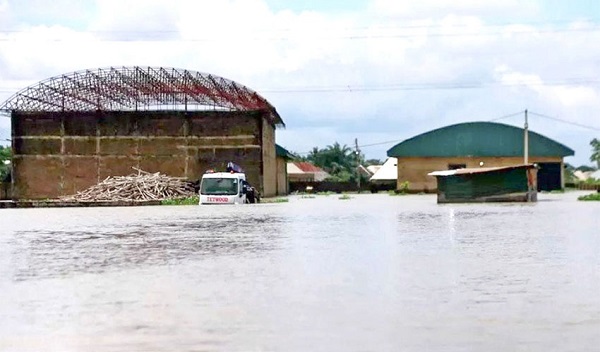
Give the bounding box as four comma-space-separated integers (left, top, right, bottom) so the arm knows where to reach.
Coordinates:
0, 192, 599, 352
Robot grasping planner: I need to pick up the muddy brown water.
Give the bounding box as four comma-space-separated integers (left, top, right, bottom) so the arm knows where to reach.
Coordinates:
1, 192, 599, 351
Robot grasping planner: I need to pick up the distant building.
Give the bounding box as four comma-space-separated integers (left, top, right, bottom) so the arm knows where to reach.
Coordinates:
589, 170, 600, 181
366, 165, 382, 175
573, 170, 594, 182
287, 162, 330, 182
275, 144, 293, 195
387, 122, 574, 192
369, 157, 398, 183
357, 165, 373, 178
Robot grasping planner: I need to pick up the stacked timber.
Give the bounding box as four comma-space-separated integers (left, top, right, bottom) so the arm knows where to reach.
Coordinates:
62, 168, 196, 202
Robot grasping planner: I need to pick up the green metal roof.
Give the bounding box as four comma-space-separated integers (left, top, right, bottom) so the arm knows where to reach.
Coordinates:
276, 144, 294, 160
387, 122, 574, 158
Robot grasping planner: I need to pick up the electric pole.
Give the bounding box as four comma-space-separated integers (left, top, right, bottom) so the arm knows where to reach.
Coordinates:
524, 109, 529, 164
355, 138, 361, 192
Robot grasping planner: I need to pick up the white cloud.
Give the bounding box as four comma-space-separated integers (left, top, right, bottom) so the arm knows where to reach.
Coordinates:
0, 0, 599, 164
367, 0, 540, 20
495, 65, 600, 109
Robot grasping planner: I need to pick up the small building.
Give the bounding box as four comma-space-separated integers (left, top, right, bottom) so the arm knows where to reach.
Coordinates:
368, 157, 398, 191
366, 165, 382, 175
573, 170, 594, 182
387, 122, 574, 192
428, 164, 538, 203
589, 170, 600, 181
369, 157, 398, 183
275, 144, 293, 195
287, 162, 329, 182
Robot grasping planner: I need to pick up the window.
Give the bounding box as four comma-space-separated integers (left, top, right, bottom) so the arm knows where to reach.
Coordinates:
448, 163, 466, 170
200, 178, 239, 195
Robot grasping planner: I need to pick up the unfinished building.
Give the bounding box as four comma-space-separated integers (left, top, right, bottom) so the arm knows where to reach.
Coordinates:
0, 66, 285, 200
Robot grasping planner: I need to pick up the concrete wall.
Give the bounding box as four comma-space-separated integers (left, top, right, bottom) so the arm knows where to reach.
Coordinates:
396, 156, 564, 192
261, 117, 277, 197
275, 157, 288, 195
11, 110, 277, 199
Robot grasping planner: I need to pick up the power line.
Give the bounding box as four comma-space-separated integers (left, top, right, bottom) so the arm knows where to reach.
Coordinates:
0, 19, 595, 34
1, 24, 599, 42
488, 111, 526, 122
260, 79, 600, 93
528, 111, 600, 132
289, 110, 529, 156
358, 139, 405, 148
1, 79, 599, 95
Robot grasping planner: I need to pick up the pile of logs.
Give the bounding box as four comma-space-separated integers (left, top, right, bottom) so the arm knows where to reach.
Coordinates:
62, 168, 196, 202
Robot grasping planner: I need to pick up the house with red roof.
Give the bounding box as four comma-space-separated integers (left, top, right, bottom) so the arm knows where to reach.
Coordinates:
287, 162, 330, 182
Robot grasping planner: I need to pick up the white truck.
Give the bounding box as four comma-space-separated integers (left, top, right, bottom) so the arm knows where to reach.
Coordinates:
199, 162, 259, 205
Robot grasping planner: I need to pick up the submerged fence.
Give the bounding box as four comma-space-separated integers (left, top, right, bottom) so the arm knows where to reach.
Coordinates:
566, 183, 600, 191
289, 181, 398, 194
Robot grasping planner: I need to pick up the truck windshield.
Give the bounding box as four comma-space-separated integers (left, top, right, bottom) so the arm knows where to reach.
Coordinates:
200, 178, 239, 195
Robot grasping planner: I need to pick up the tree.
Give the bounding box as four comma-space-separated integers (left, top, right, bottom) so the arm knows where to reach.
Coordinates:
0, 145, 11, 182
591, 138, 600, 169
307, 142, 355, 173
365, 158, 383, 166
576, 165, 596, 172
302, 142, 369, 183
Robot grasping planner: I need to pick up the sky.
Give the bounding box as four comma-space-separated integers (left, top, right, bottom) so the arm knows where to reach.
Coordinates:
0, 0, 599, 166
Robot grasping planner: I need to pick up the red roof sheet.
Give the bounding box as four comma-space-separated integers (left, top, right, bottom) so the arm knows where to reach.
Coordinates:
293, 162, 325, 173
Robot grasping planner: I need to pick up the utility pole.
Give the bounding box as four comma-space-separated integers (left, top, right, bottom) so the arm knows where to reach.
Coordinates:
524, 109, 529, 164
355, 138, 361, 192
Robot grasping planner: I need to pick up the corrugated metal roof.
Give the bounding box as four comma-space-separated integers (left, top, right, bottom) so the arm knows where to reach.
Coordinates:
369, 157, 398, 181
387, 122, 574, 158
428, 164, 536, 177
366, 165, 382, 174
276, 144, 294, 160
292, 162, 326, 173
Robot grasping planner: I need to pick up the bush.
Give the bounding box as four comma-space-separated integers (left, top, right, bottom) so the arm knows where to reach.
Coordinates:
578, 193, 600, 201
161, 196, 199, 205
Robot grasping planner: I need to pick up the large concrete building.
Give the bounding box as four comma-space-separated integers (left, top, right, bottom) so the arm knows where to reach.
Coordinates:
387, 122, 574, 192
0, 66, 285, 200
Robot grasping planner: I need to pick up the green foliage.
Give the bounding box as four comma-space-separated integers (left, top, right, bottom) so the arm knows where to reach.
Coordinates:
303, 141, 369, 184
316, 191, 334, 196
365, 158, 382, 166
388, 181, 410, 195
0, 145, 11, 182
591, 138, 600, 169
324, 170, 354, 182
575, 165, 596, 172
262, 197, 289, 203
161, 196, 199, 205
338, 194, 352, 200
307, 142, 355, 170
584, 177, 600, 185
578, 192, 600, 201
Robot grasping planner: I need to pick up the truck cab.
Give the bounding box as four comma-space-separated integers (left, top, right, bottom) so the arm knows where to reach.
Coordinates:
199, 163, 259, 205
